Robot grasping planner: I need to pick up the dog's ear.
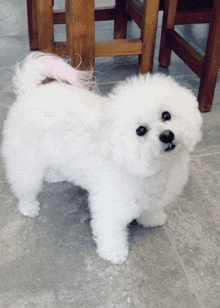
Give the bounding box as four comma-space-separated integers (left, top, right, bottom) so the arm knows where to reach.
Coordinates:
181, 101, 202, 152
166, 79, 203, 153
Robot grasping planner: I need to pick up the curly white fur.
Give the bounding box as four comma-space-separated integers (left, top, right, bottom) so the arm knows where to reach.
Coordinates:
1, 52, 202, 264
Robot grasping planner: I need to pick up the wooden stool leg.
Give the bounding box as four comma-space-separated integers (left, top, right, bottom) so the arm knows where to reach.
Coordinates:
159, 0, 178, 67
65, 0, 95, 70
198, 0, 220, 112
139, 0, 160, 74
114, 0, 128, 39
27, 0, 39, 50
36, 0, 54, 53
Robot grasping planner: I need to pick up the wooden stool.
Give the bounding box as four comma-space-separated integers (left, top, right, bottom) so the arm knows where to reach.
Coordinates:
27, 0, 160, 73
159, 0, 220, 112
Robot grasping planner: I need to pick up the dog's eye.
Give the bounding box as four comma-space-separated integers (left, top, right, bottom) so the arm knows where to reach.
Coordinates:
162, 111, 171, 121
136, 126, 148, 136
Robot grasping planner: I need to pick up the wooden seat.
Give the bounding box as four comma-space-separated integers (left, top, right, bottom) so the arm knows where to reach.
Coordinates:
27, 0, 160, 74
159, 0, 220, 112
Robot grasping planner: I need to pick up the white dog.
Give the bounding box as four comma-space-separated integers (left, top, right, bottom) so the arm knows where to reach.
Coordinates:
1, 52, 202, 264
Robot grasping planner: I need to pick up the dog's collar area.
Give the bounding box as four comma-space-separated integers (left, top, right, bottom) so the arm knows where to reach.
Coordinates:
164, 143, 176, 152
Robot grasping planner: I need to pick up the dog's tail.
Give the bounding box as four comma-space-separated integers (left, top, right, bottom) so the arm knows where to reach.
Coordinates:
13, 52, 94, 96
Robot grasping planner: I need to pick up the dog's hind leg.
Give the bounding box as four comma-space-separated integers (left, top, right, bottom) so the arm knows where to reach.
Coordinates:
4, 147, 46, 217
137, 209, 167, 228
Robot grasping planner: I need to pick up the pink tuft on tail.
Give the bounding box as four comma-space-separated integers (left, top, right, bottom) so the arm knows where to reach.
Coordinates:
13, 52, 95, 96
39, 53, 95, 88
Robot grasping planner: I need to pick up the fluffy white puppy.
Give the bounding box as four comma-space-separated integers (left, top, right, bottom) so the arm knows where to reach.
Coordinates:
1, 52, 202, 264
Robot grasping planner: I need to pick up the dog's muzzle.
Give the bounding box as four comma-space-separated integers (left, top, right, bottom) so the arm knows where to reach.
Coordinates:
159, 130, 176, 152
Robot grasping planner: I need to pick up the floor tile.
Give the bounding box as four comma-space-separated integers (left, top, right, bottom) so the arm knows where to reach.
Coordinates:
0, 36, 30, 68
0, 67, 15, 92
165, 154, 220, 308
1, 180, 202, 308
97, 82, 117, 96
0, 0, 28, 37
0, 92, 16, 144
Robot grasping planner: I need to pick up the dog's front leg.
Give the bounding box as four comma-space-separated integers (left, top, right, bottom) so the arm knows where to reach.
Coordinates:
91, 216, 129, 264
89, 193, 139, 264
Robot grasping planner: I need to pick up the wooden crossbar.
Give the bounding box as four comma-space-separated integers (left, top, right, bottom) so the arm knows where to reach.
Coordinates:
168, 29, 204, 78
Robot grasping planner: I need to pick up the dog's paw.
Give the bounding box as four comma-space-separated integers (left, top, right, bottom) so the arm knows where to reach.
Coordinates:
44, 167, 65, 183
18, 200, 40, 217
97, 244, 128, 264
137, 209, 167, 228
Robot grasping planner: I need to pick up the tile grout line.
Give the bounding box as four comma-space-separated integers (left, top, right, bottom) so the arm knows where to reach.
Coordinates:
164, 225, 205, 308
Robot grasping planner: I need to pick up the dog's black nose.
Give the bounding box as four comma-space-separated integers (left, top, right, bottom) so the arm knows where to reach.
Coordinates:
159, 130, 174, 144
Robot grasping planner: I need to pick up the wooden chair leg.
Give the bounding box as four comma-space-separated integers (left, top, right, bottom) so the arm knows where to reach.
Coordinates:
138, 0, 160, 74
65, 0, 95, 70
198, 0, 220, 112
159, 0, 178, 67
27, 0, 39, 50
36, 0, 54, 53
114, 0, 128, 39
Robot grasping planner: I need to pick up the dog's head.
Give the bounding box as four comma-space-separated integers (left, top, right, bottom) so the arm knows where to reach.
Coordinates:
103, 74, 202, 177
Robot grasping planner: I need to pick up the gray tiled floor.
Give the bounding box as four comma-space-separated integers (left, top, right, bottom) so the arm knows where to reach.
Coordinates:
0, 1, 220, 308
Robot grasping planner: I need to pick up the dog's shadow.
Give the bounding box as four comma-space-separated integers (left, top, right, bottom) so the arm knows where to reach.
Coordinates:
35, 181, 160, 256
36, 182, 93, 253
